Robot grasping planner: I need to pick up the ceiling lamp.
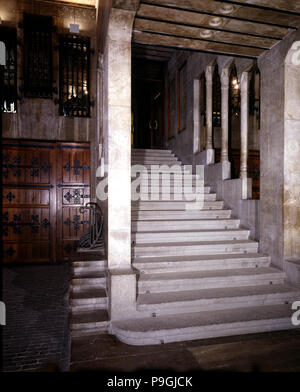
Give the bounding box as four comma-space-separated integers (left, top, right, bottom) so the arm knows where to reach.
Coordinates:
219, 4, 235, 14
209, 17, 223, 27
200, 29, 213, 39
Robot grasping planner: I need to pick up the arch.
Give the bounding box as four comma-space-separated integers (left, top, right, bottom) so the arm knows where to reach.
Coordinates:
284, 41, 300, 259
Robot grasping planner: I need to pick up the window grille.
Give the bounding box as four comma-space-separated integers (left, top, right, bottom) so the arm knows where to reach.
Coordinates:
24, 14, 53, 98
59, 34, 90, 118
0, 27, 17, 113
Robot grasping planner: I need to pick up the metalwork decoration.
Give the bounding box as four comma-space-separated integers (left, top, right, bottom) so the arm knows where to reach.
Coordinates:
5, 192, 15, 202
64, 215, 89, 232
31, 157, 39, 165
30, 168, 39, 177
2, 213, 50, 235
64, 241, 79, 254
59, 34, 91, 118
63, 160, 90, 175
6, 247, 16, 257
78, 203, 104, 249
63, 189, 90, 204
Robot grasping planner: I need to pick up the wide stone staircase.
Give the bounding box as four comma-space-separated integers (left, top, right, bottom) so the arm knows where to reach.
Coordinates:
111, 148, 300, 345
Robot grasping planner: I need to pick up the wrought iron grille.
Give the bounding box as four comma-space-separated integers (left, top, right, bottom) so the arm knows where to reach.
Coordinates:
0, 27, 17, 113
249, 64, 260, 128
212, 65, 221, 127
24, 14, 53, 98
77, 203, 104, 249
59, 34, 90, 117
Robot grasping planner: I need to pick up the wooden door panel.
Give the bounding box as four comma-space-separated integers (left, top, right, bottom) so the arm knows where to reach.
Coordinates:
2, 140, 56, 264
3, 187, 50, 206
57, 143, 91, 260
2, 140, 90, 263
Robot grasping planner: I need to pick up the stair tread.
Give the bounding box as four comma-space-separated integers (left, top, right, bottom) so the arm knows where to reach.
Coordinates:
72, 287, 107, 299
73, 271, 106, 279
137, 284, 298, 305
139, 267, 284, 281
134, 239, 257, 248
133, 253, 269, 264
133, 228, 249, 234
112, 304, 294, 332
71, 309, 109, 324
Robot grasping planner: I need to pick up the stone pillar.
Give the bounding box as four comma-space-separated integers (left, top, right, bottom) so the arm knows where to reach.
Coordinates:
205, 66, 213, 150
103, 8, 137, 320
203, 65, 215, 165
240, 71, 250, 180
221, 69, 229, 163
105, 8, 134, 270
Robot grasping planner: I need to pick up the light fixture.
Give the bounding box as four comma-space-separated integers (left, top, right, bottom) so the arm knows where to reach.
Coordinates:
69, 23, 80, 34
209, 17, 223, 27
219, 4, 235, 14
200, 29, 213, 38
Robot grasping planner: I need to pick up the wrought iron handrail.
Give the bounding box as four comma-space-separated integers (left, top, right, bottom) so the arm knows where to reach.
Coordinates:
77, 202, 104, 249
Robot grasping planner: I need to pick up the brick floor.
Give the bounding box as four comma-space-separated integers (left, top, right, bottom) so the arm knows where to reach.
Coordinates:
2, 263, 71, 372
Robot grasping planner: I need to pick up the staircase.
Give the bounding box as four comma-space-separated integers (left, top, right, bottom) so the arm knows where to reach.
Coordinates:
69, 259, 109, 338
111, 148, 300, 345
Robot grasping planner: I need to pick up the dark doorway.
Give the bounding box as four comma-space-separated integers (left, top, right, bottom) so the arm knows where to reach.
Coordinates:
132, 59, 165, 149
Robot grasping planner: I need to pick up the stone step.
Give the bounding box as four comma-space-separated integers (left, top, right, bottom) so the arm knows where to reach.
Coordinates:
132, 218, 240, 232
131, 157, 179, 163
71, 272, 106, 290
70, 287, 108, 311
132, 229, 250, 244
137, 284, 299, 315
131, 201, 224, 210
132, 148, 172, 154
73, 260, 106, 269
111, 304, 296, 345
70, 309, 109, 333
138, 267, 285, 294
136, 185, 210, 193
135, 193, 216, 202
132, 209, 232, 220
133, 240, 259, 257
133, 253, 271, 273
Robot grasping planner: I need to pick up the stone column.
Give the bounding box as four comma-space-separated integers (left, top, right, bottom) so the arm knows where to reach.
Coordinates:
104, 7, 137, 320
221, 69, 229, 163
203, 65, 214, 165
240, 71, 250, 179
205, 66, 213, 150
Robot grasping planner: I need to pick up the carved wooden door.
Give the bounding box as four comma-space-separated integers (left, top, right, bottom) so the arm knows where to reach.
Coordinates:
2, 140, 91, 263
2, 140, 56, 263
56, 142, 90, 261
